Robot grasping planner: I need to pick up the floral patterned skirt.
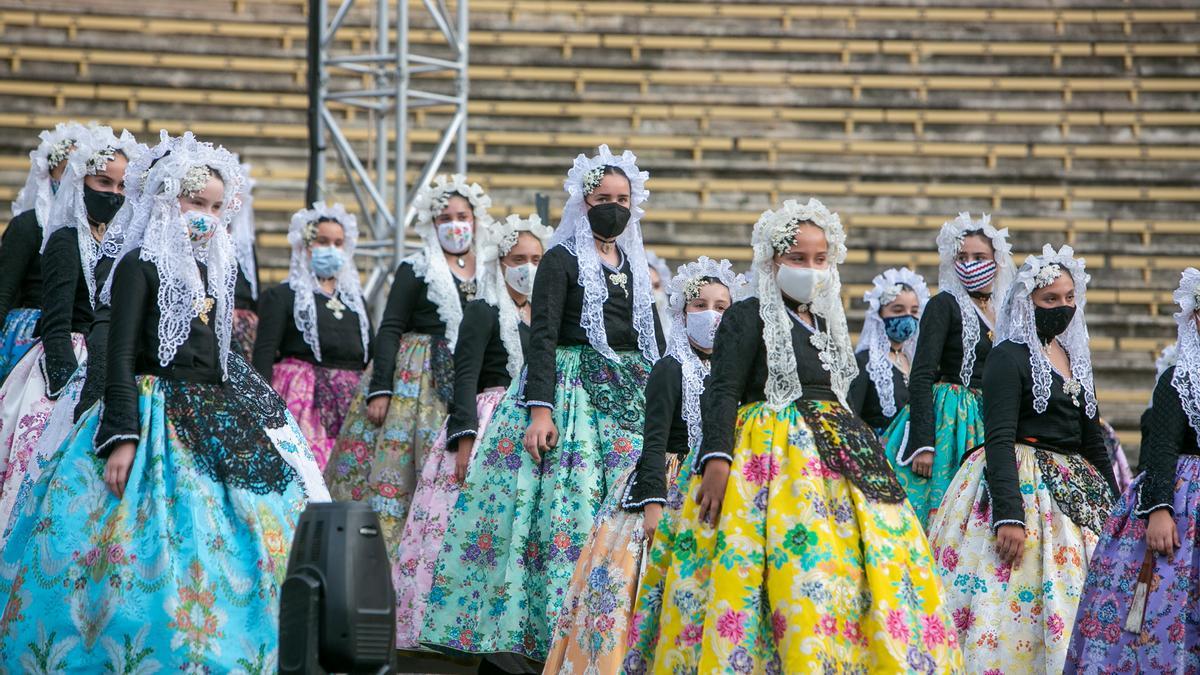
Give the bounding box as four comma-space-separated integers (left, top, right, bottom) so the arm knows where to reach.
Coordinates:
271, 356, 363, 470
231, 307, 258, 363
544, 455, 682, 674
324, 332, 451, 569
0, 353, 329, 670
1099, 417, 1133, 493
419, 345, 650, 662
928, 444, 1112, 675
393, 385, 507, 650
0, 335, 85, 548
884, 383, 985, 530
0, 308, 39, 385
1064, 455, 1200, 673
637, 400, 962, 674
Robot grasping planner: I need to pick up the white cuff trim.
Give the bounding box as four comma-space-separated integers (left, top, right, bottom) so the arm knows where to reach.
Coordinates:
694, 451, 733, 474
96, 433, 140, 456
522, 400, 554, 410
991, 519, 1026, 534
445, 429, 477, 446
365, 390, 392, 401
1134, 503, 1174, 518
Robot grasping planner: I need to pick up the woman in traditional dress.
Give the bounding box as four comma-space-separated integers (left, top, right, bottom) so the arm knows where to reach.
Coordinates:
1064, 268, 1200, 673
849, 267, 929, 437
0, 131, 328, 670
0, 126, 144, 539
0, 122, 88, 381
253, 201, 371, 469
230, 162, 260, 361
883, 213, 1014, 528
393, 213, 552, 650
547, 256, 744, 674
929, 244, 1117, 673
639, 199, 961, 673
420, 145, 663, 666
324, 174, 491, 557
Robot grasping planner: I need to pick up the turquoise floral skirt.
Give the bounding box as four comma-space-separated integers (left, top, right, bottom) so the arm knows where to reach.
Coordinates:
0, 355, 328, 670
419, 345, 650, 662
0, 308, 39, 384
883, 383, 984, 529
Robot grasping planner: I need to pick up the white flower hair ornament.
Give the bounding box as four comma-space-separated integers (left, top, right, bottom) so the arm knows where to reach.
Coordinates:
856, 267, 931, 418
663, 256, 748, 455
934, 211, 1014, 385
995, 244, 1096, 418
12, 120, 89, 229
44, 125, 147, 307
547, 144, 659, 364
749, 198, 856, 410
103, 131, 246, 379
1170, 268, 1200, 436
476, 213, 555, 379
406, 173, 494, 349
285, 201, 369, 364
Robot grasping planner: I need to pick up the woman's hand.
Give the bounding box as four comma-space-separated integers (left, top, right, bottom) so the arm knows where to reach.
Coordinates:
642, 503, 664, 540
912, 450, 934, 478
995, 523, 1026, 568
523, 407, 558, 463
696, 458, 730, 527
1145, 509, 1180, 557
454, 436, 474, 484
104, 441, 137, 499
366, 396, 390, 426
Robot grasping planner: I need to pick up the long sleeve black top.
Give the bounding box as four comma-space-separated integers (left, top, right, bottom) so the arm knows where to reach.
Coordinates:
699, 298, 837, 467
0, 210, 43, 328
848, 349, 909, 431
982, 340, 1117, 530
367, 260, 475, 399
623, 354, 706, 509
96, 250, 222, 456
446, 299, 529, 444
524, 244, 665, 407
1135, 366, 1200, 516
41, 227, 103, 397
907, 291, 993, 456
251, 282, 370, 381
234, 253, 259, 311
74, 255, 115, 420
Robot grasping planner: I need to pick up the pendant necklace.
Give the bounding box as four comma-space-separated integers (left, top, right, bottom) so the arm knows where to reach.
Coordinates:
196, 296, 215, 325
326, 294, 346, 320
456, 255, 466, 269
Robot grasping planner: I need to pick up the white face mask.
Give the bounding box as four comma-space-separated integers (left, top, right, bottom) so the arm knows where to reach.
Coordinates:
685, 308, 723, 350
776, 265, 831, 305
436, 220, 473, 254
504, 262, 537, 296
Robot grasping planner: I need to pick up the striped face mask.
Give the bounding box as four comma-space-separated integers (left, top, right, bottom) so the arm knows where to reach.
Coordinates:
955, 259, 997, 292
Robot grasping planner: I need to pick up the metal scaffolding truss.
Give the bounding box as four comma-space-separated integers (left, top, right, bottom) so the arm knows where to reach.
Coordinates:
307, 0, 469, 303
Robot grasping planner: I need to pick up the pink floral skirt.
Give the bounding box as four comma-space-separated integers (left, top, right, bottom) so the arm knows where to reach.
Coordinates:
392, 386, 507, 649
271, 357, 363, 469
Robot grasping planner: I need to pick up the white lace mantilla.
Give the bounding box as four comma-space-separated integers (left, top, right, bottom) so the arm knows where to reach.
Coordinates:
12, 121, 88, 230
103, 131, 246, 379
935, 212, 1014, 385
232, 161, 259, 299
665, 256, 748, 450
855, 267, 930, 418
478, 213, 555, 379
995, 244, 1098, 418
287, 201, 370, 364
45, 125, 146, 308
548, 145, 659, 364
409, 173, 493, 349
750, 198, 857, 410
1171, 268, 1200, 440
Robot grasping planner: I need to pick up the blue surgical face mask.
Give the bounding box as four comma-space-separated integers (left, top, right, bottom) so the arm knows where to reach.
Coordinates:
310, 246, 345, 278
882, 314, 919, 343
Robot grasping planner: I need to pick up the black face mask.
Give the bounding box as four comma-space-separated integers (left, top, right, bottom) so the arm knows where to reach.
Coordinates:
587, 202, 630, 240
1034, 304, 1076, 342
83, 185, 125, 225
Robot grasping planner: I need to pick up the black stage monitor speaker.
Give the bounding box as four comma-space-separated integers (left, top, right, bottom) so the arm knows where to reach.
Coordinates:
279, 502, 396, 674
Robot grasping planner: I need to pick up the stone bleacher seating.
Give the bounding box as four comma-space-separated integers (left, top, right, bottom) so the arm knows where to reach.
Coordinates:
1, 0, 1197, 460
